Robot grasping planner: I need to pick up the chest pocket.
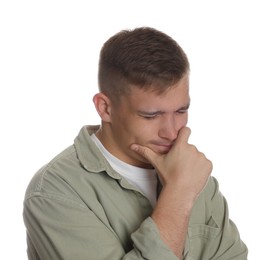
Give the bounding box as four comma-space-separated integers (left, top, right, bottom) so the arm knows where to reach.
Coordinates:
183, 220, 220, 260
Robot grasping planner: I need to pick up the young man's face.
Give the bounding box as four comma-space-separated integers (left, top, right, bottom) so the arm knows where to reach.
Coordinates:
102, 76, 190, 168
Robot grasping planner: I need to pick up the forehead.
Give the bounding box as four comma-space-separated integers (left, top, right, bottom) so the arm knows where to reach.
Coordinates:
121, 76, 190, 110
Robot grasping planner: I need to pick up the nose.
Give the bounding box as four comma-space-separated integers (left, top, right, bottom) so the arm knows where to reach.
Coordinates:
158, 116, 179, 141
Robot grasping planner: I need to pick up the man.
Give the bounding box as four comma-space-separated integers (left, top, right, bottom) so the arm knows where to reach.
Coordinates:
23, 27, 248, 259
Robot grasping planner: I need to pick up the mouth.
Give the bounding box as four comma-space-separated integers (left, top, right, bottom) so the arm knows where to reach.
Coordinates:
151, 143, 173, 154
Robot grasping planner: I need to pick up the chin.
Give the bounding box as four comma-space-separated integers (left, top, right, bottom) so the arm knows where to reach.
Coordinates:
137, 157, 154, 169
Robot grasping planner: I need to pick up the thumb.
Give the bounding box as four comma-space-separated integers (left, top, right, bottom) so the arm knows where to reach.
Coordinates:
177, 127, 191, 143
130, 144, 158, 165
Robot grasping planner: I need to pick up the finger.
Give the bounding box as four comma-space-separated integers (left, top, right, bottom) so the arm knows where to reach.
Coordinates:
177, 127, 191, 143
130, 144, 158, 165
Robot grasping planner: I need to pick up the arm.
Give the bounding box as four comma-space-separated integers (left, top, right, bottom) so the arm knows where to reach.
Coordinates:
201, 177, 248, 259
131, 127, 212, 258
23, 189, 178, 259
23, 195, 125, 259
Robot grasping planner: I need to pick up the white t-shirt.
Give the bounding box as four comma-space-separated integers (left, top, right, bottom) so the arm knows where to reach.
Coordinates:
91, 134, 157, 207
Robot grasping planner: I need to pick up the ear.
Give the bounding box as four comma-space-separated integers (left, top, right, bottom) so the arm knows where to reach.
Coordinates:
93, 93, 112, 122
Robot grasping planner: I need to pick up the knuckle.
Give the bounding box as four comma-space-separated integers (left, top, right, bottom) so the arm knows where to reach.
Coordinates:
189, 144, 197, 152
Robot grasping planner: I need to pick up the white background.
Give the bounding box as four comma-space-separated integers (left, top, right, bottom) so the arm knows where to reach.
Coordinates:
1, 1, 275, 259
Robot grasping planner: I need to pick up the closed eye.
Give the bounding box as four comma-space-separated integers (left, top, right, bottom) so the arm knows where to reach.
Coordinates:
138, 104, 190, 120
139, 111, 163, 120
176, 109, 188, 114
176, 104, 190, 114
142, 116, 156, 120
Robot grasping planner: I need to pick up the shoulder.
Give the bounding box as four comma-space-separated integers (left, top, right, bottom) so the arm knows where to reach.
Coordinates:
24, 145, 80, 200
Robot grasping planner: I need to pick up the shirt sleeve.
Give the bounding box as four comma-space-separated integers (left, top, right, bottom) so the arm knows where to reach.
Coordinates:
23, 194, 178, 260
127, 217, 178, 260
23, 175, 247, 260
185, 177, 248, 259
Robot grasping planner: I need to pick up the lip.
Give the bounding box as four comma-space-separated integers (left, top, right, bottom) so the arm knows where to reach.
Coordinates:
151, 143, 173, 153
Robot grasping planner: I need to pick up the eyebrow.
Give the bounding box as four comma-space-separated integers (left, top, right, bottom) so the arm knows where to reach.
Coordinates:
177, 103, 190, 112
138, 103, 190, 116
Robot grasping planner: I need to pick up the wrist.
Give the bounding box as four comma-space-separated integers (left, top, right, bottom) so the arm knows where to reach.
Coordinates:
157, 184, 195, 213
161, 182, 198, 206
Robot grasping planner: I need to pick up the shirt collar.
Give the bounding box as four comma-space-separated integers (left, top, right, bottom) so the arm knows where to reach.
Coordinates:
74, 125, 163, 194
74, 125, 121, 180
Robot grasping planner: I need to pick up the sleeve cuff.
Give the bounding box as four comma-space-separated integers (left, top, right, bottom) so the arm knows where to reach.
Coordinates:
131, 217, 179, 260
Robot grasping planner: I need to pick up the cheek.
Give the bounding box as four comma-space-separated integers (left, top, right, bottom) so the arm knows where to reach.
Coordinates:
117, 121, 144, 143
183, 113, 189, 126
129, 122, 158, 144
173, 114, 189, 133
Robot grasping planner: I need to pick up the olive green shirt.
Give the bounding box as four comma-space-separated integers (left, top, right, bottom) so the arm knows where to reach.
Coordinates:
23, 125, 248, 259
